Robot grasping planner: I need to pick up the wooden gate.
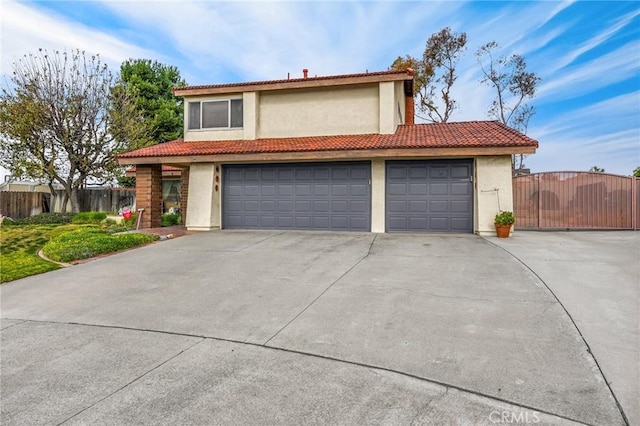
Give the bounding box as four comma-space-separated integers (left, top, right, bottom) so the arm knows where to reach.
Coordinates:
513, 172, 639, 230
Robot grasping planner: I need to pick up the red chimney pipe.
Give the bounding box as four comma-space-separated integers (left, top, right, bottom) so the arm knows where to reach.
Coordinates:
303, 68, 308, 79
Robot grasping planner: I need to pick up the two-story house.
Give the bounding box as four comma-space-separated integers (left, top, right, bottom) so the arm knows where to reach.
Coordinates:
118, 69, 538, 235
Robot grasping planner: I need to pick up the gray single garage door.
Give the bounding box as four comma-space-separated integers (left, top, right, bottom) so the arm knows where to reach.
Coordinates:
386, 160, 473, 232
223, 162, 371, 231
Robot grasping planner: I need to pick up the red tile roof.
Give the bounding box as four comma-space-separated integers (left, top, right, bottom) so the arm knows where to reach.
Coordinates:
118, 121, 538, 160
174, 69, 413, 94
125, 165, 182, 175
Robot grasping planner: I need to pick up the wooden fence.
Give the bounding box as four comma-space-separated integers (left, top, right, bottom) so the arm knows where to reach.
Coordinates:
0, 192, 45, 219
513, 172, 639, 230
51, 188, 136, 213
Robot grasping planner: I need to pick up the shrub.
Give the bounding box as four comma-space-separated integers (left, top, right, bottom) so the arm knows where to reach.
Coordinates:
161, 213, 181, 227
72, 212, 108, 224
43, 228, 157, 262
494, 211, 515, 226
14, 213, 75, 225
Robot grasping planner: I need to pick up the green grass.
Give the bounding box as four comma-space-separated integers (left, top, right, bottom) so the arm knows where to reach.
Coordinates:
43, 228, 157, 263
1, 223, 157, 283
0, 224, 80, 283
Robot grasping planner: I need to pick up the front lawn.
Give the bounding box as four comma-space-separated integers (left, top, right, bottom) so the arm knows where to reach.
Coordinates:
1, 219, 157, 283
0, 224, 79, 283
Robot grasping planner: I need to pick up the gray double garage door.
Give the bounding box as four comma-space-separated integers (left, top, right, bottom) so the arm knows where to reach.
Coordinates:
223, 160, 473, 232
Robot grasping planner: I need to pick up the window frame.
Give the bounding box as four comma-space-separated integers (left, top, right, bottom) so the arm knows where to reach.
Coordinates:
188, 98, 243, 130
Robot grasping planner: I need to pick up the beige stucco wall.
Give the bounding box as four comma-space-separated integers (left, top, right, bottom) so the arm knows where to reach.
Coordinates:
258, 85, 380, 138
378, 82, 395, 134
371, 159, 386, 232
185, 163, 222, 231
475, 156, 514, 236
394, 81, 405, 128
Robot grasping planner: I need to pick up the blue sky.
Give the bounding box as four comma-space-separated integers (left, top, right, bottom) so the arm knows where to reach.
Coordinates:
1, 0, 639, 175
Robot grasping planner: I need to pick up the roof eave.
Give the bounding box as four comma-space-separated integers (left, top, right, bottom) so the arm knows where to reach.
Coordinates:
118, 145, 537, 165
173, 72, 413, 97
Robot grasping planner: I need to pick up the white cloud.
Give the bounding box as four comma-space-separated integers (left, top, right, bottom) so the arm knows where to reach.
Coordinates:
547, 8, 640, 73
536, 41, 640, 100
0, 1, 157, 77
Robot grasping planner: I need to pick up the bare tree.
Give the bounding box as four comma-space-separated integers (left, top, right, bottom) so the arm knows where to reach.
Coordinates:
391, 27, 467, 122
0, 49, 147, 212
476, 41, 541, 174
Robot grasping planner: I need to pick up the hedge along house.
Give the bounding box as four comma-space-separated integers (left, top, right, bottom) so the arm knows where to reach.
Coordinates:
118, 69, 538, 235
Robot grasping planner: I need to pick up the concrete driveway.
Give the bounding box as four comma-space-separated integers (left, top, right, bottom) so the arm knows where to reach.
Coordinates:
1, 231, 633, 425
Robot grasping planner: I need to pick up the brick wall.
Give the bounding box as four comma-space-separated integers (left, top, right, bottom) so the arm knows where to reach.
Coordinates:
405, 94, 415, 125
180, 168, 189, 224
135, 164, 162, 228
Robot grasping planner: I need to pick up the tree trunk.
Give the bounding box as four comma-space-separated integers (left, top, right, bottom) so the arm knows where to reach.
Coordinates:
70, 187, 81, 213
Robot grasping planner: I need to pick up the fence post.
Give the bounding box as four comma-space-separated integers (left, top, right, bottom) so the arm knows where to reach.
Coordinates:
537, 174, 541, 229
632, 177, 637, 231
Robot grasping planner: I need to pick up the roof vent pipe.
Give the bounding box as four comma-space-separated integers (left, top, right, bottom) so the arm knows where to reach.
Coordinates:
303, 68, 308, 79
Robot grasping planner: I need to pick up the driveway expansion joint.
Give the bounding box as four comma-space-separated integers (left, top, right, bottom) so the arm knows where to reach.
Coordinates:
55, 336, 205, 426
262, 233, 378, 346
10, 317, 592, 426
483, 237, 631, 426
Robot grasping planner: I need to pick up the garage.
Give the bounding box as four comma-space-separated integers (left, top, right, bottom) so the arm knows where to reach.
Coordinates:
386, 160, 473, 232
223, 162, 371, 231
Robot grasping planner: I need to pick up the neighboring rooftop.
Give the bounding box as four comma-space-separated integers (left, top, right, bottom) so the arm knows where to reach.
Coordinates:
118, 121, 538, 163
173, 69, 414, 96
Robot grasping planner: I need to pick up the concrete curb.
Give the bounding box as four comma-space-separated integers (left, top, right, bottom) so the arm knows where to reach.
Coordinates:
37, 250, 72, 268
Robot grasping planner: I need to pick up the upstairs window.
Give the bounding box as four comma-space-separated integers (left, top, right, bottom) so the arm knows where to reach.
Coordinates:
188, 99, 243, 130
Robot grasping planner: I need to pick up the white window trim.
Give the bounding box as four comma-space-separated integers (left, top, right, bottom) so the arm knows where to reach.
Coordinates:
188, 98, 243, 131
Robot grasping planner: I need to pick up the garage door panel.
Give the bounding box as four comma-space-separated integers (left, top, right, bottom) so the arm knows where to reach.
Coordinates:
313, 217, 330, 228
388, 200, 407, 213
388, 183, 407, 196
429, 217, 449, 230
278, 169, 293, 180
313, 169, 330, 180
409, 183, 428, 195
295, 200, 311, 211
260, 169, 276, 180
451, 182, 471, 196
409, 167, 428, 179
451, 165, 470, 179
295, 184, 312, 196
429, 182, 448, 195
451, 200, 472, 213
224, 162, 370, 231
244, 200, 259, 211
332, 184, 348, 196
428, 200, 448, 213
388, 167, 407, 179
313, 200, 330, 212
314, 185, 329, 196
350, 184, 368, 196
261, 185, 276, 196
350, 200, 369, 213
331, 200, 349, 212
351, 168, 369, 179
408, 200, 427, 212
429, 166, 448, 179
387, 160, 473, 233
226, 185, 243, 197
331, 216, 348, 229
277, 200, 293, 212
451, 217, 471, 231
295, 169, 312, 180
261, 200, 276, 211
408, 217, 428, 229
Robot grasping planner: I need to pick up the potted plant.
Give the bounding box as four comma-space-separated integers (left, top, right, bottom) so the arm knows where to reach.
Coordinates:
494, 211, 515, 238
